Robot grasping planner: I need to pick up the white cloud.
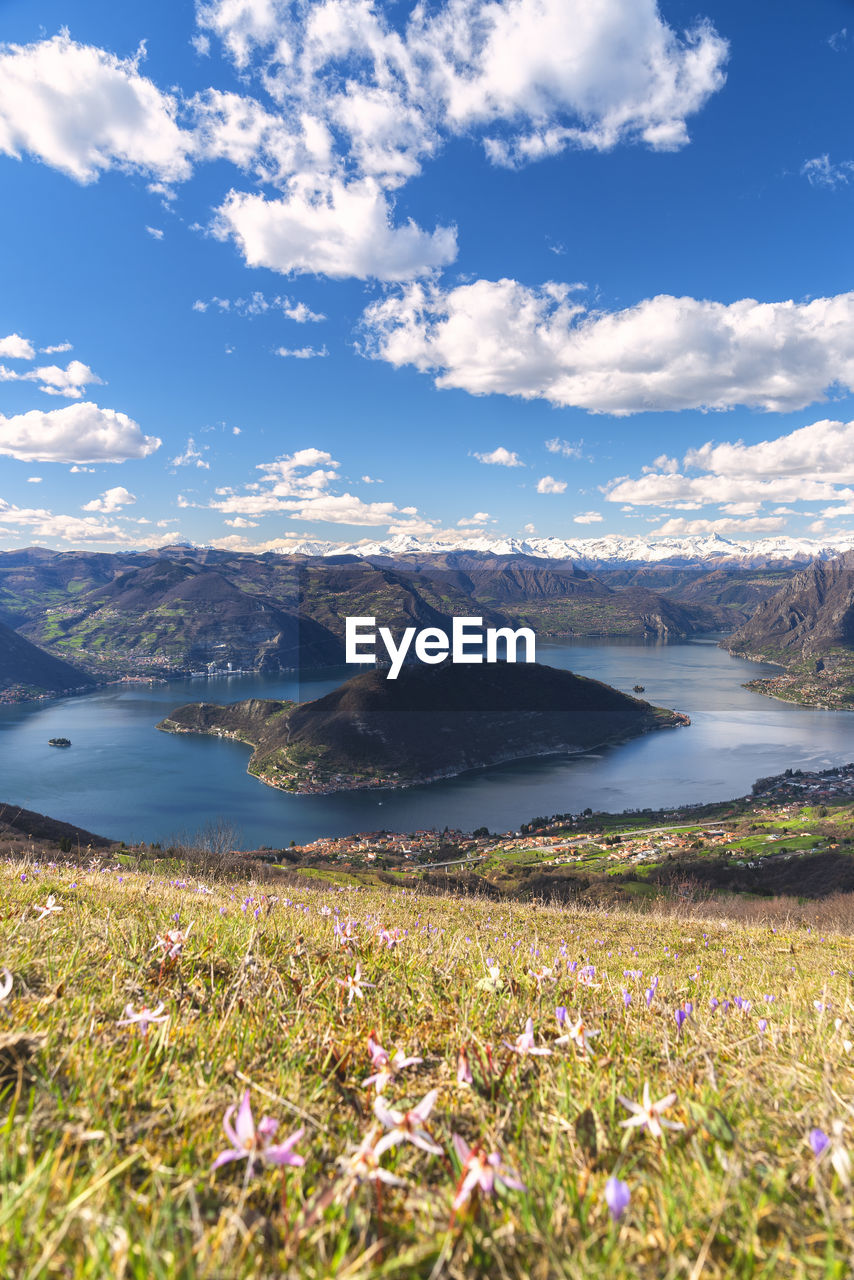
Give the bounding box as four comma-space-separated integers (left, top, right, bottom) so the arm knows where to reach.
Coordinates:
213, 177, 457, 281
40, 341, 72, 355
145, 225, 165, 239
224, 516, 259, 527
362, 282, 854, 415
209, 445, 428, 528
27, 476, 42, 483
545, 437, 583, 457
523, 522, 536, 534
0, 358, 102, 399
171, 437, 210, 469
192, 291, 325, 322
656, 516, 787, 537
0, 32, 192, 184
473, 446, 523, 467
0, 402, 161, 463
605, 418, 854, 513
573, 510, 603, 523
275, 344, 327, 358
802, 155, 854, 189
0, 498, 169, 546
82, 485, 136, 512
537, 475, 567, 494
415, 0, 727, 164
198, 0, 727, 169
457, 511, 493, 525
0, 333, 34, 359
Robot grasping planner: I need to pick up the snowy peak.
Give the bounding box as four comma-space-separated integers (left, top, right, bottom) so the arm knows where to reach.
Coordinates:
283, 532, 854, 569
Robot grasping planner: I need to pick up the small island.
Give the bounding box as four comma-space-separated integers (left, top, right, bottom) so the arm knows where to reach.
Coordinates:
48, 737, 72, 748
157, 661, 688, 795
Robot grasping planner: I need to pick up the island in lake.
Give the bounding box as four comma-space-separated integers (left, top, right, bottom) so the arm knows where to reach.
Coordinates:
157, 661, 689, 795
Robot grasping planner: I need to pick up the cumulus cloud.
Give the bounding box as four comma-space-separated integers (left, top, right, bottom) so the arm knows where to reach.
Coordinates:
40, 341, 72, 355
472, 446, 524, 467
362, 282, 854, 415
536, 475, 567, 494
574, 510, 603, 523
0, 333, 35, 359
82, 485, 136, 512
0, 358, 102, 399
145, 225, 164, 239
457, 511, 493, 525
655, 516, 788, 537
213, 178, 457, 281
0, 402, 161, 463
605, 418, 854, 513
0, 498, 166, 545
198, 0, 727, 167
209, 445, 429, 528
0, 32, 192, 184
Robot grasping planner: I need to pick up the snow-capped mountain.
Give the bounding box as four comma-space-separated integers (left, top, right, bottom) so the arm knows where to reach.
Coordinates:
283, 532, 854, 569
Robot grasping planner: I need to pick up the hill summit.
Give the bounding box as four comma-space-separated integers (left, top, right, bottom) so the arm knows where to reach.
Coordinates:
158, 660, 687, 794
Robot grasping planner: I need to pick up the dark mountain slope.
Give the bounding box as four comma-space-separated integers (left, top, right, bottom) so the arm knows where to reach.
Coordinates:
158, 660, 687, 793
725, 552, 854, 707
0, 619, 95, 696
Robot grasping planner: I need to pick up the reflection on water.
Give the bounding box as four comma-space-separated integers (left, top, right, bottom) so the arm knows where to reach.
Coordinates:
1, 637, 852, 847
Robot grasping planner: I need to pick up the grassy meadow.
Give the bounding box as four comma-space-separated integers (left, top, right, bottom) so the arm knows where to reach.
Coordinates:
1, 853, 854, 1279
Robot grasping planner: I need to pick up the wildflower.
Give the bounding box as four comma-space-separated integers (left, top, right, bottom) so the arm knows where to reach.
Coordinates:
456, 1045, 473, 1087
577, 965, 601, 989
809, 1128, 829, 1158
373, 1089, 443, 1157
33, 894, 63, 921
451, 1134, 525, 1210
528, 965, 555, 989
336, 962, 375, 1006
604, 1175, 630, 1221
334, 919, 358, 948
810, 1123, 852, 1185
555, 1009, 599, 1057
0, 968, 12, 1002
621, 988, 631, 1009
618, 1083, 684, 1139
151, 924, 192, 960
674, 1003, 692, 1032
338, 1127, 406, 1189
117, 1002, 169, 1035
362, 1035, 421, 1092
504, 1016, 552, 1057
476, 960, 503, 992
212, 1090, 304, 1174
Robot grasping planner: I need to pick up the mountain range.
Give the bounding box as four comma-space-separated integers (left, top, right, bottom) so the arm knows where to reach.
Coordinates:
279, 532, 854, 569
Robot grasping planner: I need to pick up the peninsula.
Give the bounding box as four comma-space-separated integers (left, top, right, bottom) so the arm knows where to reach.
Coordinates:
157, 660, 688, 794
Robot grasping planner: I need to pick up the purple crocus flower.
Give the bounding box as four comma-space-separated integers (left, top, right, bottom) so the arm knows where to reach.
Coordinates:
809, 1128, 830, 1158
758, 1018, 768, 1034
675, 1007, 689, 1032
605, 1175, 630, 1221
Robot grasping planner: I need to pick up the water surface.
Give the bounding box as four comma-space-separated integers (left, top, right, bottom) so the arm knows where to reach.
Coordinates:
2, 639, 852, 846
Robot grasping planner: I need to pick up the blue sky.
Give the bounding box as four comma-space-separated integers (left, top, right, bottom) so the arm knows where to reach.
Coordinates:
1, 0, 854, 552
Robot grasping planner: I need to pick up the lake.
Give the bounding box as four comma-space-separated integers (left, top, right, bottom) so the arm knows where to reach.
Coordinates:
2, 638, 854, 847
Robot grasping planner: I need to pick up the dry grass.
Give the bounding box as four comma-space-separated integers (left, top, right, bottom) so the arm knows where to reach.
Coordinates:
1, 850, 854, 1278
